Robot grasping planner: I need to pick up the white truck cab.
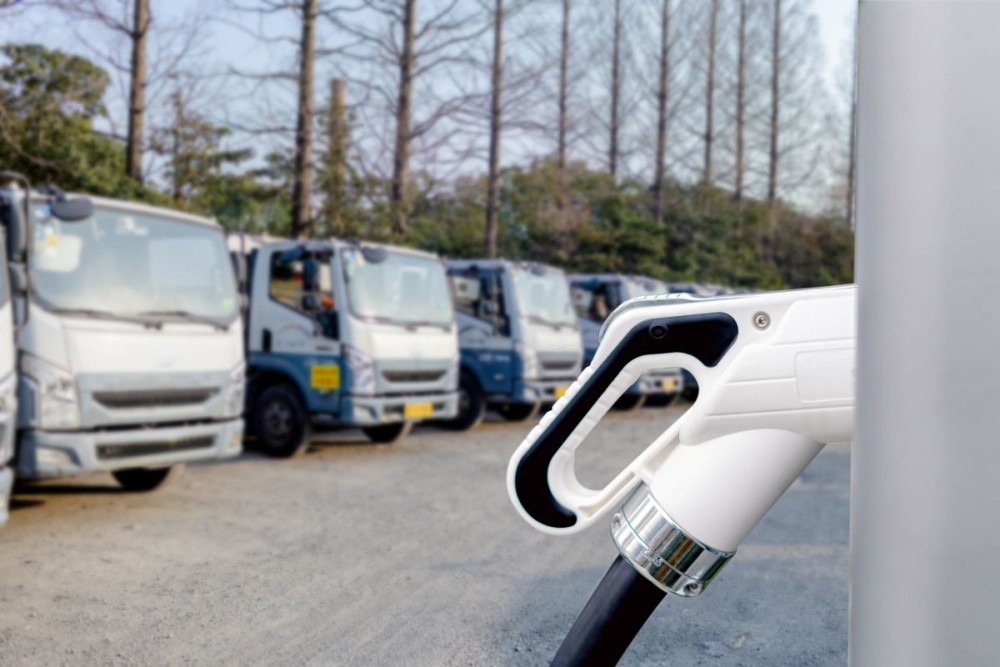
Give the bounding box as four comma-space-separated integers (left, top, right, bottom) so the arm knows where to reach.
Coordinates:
0, 185, 245, 491
446, 259, 583, 430
570, 273, 683, 408
236, 237, 459, 456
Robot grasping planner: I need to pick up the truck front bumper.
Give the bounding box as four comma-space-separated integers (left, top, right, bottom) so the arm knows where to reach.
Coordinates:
17, 418, 244, 479
510, 378, 577, 405
342, 391, 459, 425
632, 372, 683, 397
0, 467, 12, 528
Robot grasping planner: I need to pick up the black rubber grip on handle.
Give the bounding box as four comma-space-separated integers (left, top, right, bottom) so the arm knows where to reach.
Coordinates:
513, 313, 739, 529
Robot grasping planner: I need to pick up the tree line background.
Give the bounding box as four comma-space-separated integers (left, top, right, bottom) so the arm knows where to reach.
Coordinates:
0, 0, 856, 289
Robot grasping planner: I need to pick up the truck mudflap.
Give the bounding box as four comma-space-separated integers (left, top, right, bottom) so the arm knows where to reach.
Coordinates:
17, 419, 244, 479
342, 391, 459, 425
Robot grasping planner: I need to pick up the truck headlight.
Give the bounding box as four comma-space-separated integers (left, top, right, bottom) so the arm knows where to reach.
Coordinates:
344, 344, 375, 396
0, 372, 15, 422
0, 372, 15, 462
225, 361, 246, 417
516, 343, 540, 379
21, 354, 80, 430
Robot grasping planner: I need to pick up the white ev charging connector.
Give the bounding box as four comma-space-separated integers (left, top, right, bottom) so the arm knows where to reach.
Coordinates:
506, 286, 856, 664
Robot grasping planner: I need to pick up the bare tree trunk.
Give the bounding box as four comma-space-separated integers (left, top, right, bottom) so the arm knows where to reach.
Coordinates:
734, 0, 747, 203
768, 0, 782, 221
291, 0, 317, 238
702, 0, 718, 186
170, 90, 182, 203
652, 0, 670, 225
392, 0, 417, 236
126, 0, 149, 182
485, 0, 504, 258
846, 26, 858, 229
609, 0, 622, 180
327, 78, 347, 236
557, 0, 570, 174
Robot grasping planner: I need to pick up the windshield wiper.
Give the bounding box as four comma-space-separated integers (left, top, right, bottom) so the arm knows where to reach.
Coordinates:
363, 314, 449, 330
402, 319, 451, 330
50, 308, 161, 327
137, 309, 229, 331
526, 314, 569, 329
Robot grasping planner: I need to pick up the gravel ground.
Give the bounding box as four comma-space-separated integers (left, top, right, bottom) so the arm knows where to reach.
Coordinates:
0, 404, 849, 666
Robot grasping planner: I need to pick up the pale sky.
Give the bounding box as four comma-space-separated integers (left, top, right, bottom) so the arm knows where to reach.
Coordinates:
817, 0, 859, 79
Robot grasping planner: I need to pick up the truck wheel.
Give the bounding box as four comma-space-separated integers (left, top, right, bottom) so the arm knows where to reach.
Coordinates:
497, 402, 539, 422
362, 421, 412, 444
441, 374, 485, 431
613, 394, 646, 411
644, 393, 677, 408
254, 384, 310, 458
113, 464, 182, 492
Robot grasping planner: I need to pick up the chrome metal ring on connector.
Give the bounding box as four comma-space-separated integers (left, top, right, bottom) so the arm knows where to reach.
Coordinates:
611, 484, 734, 597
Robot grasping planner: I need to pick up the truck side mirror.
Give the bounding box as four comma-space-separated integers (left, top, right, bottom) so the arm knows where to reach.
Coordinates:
230, 251, 247, 293
49, 197, 93, 222
8, 264, 28, 296
0, 172, 30, 263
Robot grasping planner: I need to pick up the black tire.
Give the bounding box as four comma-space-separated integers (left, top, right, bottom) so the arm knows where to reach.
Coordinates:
496, 402, 540, 422
441, 373, 485, 431
643, 393, 677, 408
254, 384, 310, 458
112, 464, 182, 492
612, 393, 646, 411
362, 421, 412, 444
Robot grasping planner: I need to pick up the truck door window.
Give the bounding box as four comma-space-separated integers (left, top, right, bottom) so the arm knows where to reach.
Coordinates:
573, 282, 611, 323
449, 268, 509, 336
269, 252, 337, 339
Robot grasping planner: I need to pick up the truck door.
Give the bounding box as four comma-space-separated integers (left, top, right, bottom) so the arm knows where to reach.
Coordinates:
451, 267, 514, 395
249, 245, 342, 414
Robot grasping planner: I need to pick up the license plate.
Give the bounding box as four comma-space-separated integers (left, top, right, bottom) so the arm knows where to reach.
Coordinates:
553, 386, 568, 398
404, 402, 434, 419
661, 378, 678, 391
310, 364, 341, 390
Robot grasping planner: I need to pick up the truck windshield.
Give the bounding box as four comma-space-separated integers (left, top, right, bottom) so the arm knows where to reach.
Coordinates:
623, 277, 667, 300
511, 266, 576, 328
341, 246, 453, 327
30, 202, 238, 326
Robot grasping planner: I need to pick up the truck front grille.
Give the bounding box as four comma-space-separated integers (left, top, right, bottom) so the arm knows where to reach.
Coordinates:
93, 388, 218, 410
381, 370, 447, 383
541, 359, 578, 372
646, 369, 681, 378
96, 435, 216, 461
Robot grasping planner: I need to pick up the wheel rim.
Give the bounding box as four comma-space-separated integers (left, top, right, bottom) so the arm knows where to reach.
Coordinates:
263, 398, 293, 444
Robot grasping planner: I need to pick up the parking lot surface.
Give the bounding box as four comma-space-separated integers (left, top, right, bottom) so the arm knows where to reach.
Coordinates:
0, 404, 849, 666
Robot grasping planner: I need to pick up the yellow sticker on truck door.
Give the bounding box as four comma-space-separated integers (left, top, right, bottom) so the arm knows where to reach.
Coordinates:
311, 364, 341, 390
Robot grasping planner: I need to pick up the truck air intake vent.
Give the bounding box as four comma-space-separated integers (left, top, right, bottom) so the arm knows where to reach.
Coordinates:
381, 370, 446, 383
541, 359, 578, 372
96, 435, 216, 460
93, 388, 219, 410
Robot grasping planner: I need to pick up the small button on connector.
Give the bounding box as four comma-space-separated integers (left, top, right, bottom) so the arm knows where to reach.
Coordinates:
649, 324, 667, 339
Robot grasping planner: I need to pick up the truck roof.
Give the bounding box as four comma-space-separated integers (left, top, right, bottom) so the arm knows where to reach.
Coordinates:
234, 236, 445, 263
570, 273, 662, 283
14, 190, 224, 229
446, 258, 567, 275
